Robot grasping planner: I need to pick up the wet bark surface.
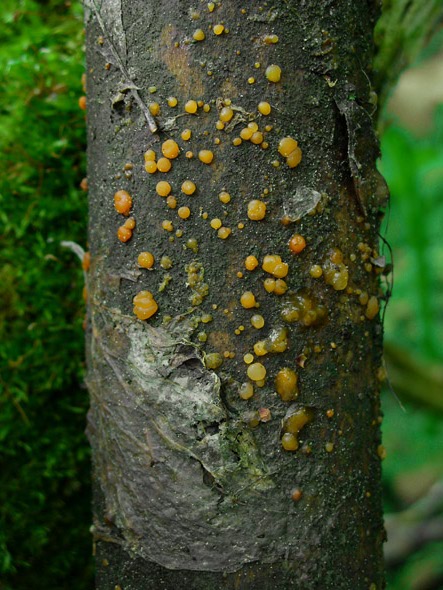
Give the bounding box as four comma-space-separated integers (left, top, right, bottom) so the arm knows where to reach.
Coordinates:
84, 1, 388, 588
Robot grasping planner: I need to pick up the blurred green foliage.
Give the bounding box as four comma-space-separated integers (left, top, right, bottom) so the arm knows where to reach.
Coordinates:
0, 1, 92, 588
380, 108, 443, 588
0, 1, 442, 589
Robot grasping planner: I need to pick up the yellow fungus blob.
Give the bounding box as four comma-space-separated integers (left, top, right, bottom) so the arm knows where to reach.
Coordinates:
197, 100, 204, 108
291, 488, 303, 502
247, 77, 255, 85
309, 265, 323, 278
117, 225, 132, 242
281, 293, 327, 326
275, 368, 298, 401
181, 128, 192, 141
210, 218, 222, 230
205, 353, 223, 369
245, 255, 259, 271
213, 24, 225, 35
365, 296, 379, 320
167, 96, 178, 107
278, 137, 298, 158
232, 137, 242, 146
138, 251, 154, 269
262, 254, 288, 278
281, 433, 298, 451
157, 157, 172, 173
286, 148, 302, 168
274, 279, 288, 295
78, 96, 87, 110
240, 127, 253, 140
240, 291, 256, 309
265, 64, 281, 83
325, 442, 334, 453
156, 181, 172, 197
162, 220, 174, 232
247, 362, 266, 382
181, 180, 196, 195
203, 103, 211, 112
208, 2, 215, 12
217, 227, 231, 239
247, 200, 267, 221
198, 149, 214, 164
264, 34, 279, 44
144, 161, 157, 174
144, 149, 156, 162
258, 101, 271, 116
160, 255, 173, 270
124, 217, 136, 230
219, 191, 231, 204
250, 314, 265, 329
133, 291, 158, 320
243, 353, 254, 364
250, 131, 264, 145
193, 29, 205, 41
161, 139, 180, 159
82, 251, 91, 272
215, 121, 225, 131
178, 206, 191, 220
239, 382, 254, 400
263, 278, 276, 293
281, 408, 313, 451
289, 234, 306, 254
323, 255, 349, 290
114, 190, 132, 216
248, 122, 259, 132
149, 102, 160, 116
166, 195, 177, 209
253, 341, 267, 356
185, 100, 198, 114
220, 107, 234, 122
377, 444, 387, 460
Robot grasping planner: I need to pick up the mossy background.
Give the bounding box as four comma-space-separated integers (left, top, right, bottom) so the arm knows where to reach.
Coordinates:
0, 1, 442, 589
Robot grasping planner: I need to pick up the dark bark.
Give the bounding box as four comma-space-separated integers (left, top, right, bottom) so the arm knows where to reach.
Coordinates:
84, 1, 388, 588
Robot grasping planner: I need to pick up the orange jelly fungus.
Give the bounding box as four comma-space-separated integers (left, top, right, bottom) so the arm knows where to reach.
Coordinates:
289, 234, 306, 254
156, 181, 172, 197
114, 190, 132, 216
161, 139, 180, 159
245, 255, 259, 271
262, 255, 289, 278
133, 291, 158, 320
137, 252, 154, 269
247, 200, 266, 221
117, 226, 132, 242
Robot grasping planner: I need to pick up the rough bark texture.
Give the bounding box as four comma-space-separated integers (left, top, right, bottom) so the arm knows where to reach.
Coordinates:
84, 1, 388, 588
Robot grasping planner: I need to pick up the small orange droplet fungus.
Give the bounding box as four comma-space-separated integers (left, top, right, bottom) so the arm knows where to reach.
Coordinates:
247, 362, 266, 382
193, 29, 205, 41
250, 131, 264, 145
162, 220, 174, 232
117, 225, 132, 242
219, 191, 231, 204
178, 206, 191, 219
138, 251, 154, 269
185, 100, 198, 114
289, 234, 306, 254
79, 96, 87, 110
157, 157, 172, 173
198, 149, 214, 164
275, 368, 298, 401
133, 291, 158, 320
167, 96, 178, 107
217, 227, 231, 239
278, 137, 298, 158
281, 408, 313, 451
245, 255, 259, 271
181, 128, 192, 141
247, 200, 266, 221
149, 102, 160, 116
82, 252, 91, 271
240, 291, 257, 309
262, 254, 288, 278
144, 161, 157, 174
258, 101, 271, 116
181, 180, 196, 195
220, 106, 234, 122
281, 433, 298, 451
213, 24, 225, 35
114, 190, 132, 216
239, 382, 254, 400
265, 64, 281, 83
156, 181, 172, 197
161, 139, 180, 159
250, 314, 265, 329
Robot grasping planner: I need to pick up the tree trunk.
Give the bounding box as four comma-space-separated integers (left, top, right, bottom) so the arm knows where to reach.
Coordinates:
84, 1, 388, 588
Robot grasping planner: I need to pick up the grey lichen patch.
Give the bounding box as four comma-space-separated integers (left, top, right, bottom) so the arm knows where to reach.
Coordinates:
87, 309, 294, 572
